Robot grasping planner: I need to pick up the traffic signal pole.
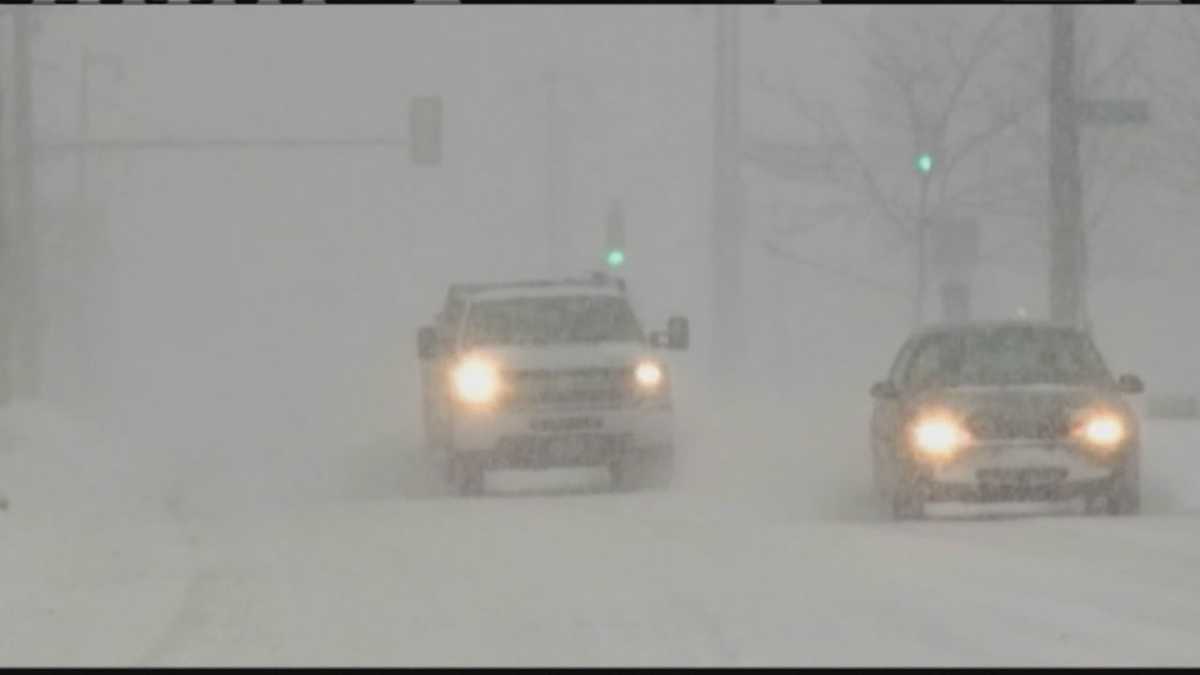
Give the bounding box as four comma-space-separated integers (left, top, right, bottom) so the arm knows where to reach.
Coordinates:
28, 87, 438, 406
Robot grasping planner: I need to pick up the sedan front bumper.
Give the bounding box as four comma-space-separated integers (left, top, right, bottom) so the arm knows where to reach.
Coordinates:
914, 441, 1132, 503
925, 475, 1115, 503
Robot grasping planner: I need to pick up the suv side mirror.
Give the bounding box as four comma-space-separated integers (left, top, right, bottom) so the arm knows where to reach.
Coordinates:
870, 380, 899, 399
1117, 373, 1144, 395
417, 325, 438, 360
666, 316, 689, 350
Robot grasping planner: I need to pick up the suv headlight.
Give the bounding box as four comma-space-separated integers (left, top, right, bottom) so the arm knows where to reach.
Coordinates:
453, 356, 502, 405
634, 360, 664, 390
631, 359, 669, 407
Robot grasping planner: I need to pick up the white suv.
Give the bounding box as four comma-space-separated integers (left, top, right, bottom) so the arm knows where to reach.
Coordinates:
417, 274, 688, 495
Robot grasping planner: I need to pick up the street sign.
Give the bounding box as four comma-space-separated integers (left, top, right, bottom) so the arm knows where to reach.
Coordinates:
741, 137, 848, 180
1077, 98, 1149, 126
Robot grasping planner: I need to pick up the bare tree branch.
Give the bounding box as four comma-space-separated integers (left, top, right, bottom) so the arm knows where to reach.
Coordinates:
756, 6, 1156, 305
930, 10, 1009, 147
756, 74, 915, 240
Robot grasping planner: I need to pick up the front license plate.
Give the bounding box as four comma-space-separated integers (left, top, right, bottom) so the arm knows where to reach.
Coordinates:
977, 467, 1068, 486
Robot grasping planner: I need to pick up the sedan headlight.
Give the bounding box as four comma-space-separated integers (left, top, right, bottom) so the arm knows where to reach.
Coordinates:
910, 413, 972, 459
453, 356, 502, 405
1075, 411, 1127, 451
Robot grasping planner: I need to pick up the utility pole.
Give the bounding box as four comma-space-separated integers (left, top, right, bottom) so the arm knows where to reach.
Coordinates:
1049, 4, 1084, 327
712, 4, 744, 386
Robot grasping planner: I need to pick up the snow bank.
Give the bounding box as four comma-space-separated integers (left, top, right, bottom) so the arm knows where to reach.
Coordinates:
0, 401, 177, 518
0, 401, 195, 666
0, 509, 193, 666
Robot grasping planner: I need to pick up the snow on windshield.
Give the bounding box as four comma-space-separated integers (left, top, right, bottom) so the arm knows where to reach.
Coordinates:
905, 325, 1113, 389
463, 295, 645, 347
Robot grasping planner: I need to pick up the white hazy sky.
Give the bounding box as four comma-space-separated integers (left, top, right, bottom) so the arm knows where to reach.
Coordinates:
17, 7, 1200, 498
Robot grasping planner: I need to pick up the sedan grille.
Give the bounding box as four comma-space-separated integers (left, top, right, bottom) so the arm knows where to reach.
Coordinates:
964, 409, 1072, 441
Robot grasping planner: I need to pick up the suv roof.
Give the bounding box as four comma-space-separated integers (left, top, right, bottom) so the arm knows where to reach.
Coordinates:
438, 272, 626, 325
448, 272, 625, 299
470, 284, 625, 302
444, 271, 624, 303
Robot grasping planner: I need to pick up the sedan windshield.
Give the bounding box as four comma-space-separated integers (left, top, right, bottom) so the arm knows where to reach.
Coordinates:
462, 295, 644, 347
905, 325, 1113, 389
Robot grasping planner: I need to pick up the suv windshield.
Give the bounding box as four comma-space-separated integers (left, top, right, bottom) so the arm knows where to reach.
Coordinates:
462, 294, 644, 347
904, 325, 1114, 389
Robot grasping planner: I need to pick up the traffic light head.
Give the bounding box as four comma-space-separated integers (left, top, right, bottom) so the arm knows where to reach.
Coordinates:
915, 153, 933, 175
605, 201, 626, 268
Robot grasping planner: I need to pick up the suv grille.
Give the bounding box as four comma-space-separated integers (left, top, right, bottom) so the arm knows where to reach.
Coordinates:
505, 368, 634, 410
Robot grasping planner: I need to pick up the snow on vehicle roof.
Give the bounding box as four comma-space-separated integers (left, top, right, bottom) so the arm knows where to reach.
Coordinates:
468, 283, 624, 302
448, 273, 626, 304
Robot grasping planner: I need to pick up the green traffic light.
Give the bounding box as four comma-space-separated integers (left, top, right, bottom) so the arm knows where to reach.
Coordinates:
606, 249, 625, 268
916, 153, 933, 174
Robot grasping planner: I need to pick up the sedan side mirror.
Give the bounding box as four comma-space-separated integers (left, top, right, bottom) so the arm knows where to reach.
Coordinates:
417, 325, 438, 360
1117, 373, 1144, 395
870, 380, 899, 399
666, 316, 689, 350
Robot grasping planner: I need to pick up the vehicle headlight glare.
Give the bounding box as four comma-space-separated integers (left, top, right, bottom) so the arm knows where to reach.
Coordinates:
453, 357, 501, 405
635, 360, 664, 389
1082, 413, 1125, 449
911, 416, 970, 458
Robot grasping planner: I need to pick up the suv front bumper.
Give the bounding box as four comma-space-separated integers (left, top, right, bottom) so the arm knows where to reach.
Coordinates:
451, 405, 674, 469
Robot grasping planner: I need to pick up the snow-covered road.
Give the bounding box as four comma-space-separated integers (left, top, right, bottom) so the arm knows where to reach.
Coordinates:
131, 493, 1200, 667
4, 408, 1200, 666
